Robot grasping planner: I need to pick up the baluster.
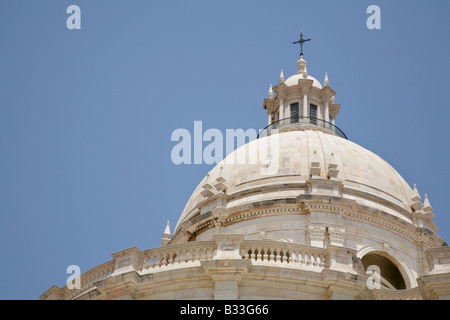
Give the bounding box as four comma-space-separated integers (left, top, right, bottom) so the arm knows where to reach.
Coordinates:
275, 248, 281, 262
179, 250, 186, 263
282, 248, 288, 263
293, 250, 299, 264
160, 252, 167, 266
150, 255, 157, 268
173, 250, 180, 264
302, 252, 309, 266
155, 253, 162, 267
250, 247, 256, 260
305, 252, 311, 265
309, 253, 314, 266
303, 252, 309, 265
167, 251, 173, 265
319, 254, 325, 267
256, 247, 262, 261
313, 253, 318, 266
288, 249, 294, 263
269, 248, 275, 261
149, 254, 155, 268
263, 247, 268, 261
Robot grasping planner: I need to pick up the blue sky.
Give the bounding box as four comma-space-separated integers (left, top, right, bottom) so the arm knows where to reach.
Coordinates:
0, 0, 449, 299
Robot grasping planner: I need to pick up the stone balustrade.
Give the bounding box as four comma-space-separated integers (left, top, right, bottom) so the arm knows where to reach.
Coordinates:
43, 236, 447, 300
65, 260, 115, 300
241, 240, 327, 268
140, 241, 217, 271
45, 236, 335, 299
40, 236, 365, 300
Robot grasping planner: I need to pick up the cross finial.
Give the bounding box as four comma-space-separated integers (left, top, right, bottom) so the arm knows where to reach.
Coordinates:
292, 30, 311, 57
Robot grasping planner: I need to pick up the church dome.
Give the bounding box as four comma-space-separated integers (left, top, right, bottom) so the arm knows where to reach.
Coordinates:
285, 74, 322, 89
173, 129, 416, 241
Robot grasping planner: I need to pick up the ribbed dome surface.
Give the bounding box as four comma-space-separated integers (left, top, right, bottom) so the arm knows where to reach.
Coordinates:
174, 130, 415, 234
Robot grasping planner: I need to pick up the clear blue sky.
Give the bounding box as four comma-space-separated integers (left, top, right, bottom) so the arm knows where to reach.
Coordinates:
0, 0, 449, 299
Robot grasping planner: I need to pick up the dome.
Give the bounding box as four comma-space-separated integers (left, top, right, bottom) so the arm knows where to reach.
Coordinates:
174, 130, 415, 237
284, 73, 323, 89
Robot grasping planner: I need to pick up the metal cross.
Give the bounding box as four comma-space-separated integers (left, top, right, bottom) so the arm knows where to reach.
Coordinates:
292, 31, 311, 57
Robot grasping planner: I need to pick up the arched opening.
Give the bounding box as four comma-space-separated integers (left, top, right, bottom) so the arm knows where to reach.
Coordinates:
361, 253, 406, 290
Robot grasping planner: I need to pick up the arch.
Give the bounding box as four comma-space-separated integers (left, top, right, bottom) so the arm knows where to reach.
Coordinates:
362, 253, 406, 289
356, 244, 417, 289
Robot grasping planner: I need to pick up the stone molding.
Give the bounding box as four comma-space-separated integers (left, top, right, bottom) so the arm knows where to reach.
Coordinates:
176, 191, 441, 250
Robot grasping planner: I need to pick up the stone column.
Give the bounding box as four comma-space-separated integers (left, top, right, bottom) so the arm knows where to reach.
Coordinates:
331, 116, 336, 132
317, 104, 322, 124
302, 87, 308, 119
279, 98, 284, 120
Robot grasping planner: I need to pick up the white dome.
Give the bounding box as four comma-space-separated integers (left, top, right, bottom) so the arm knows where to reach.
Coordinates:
284, 73, 323, 89
174, 130, 415, 237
